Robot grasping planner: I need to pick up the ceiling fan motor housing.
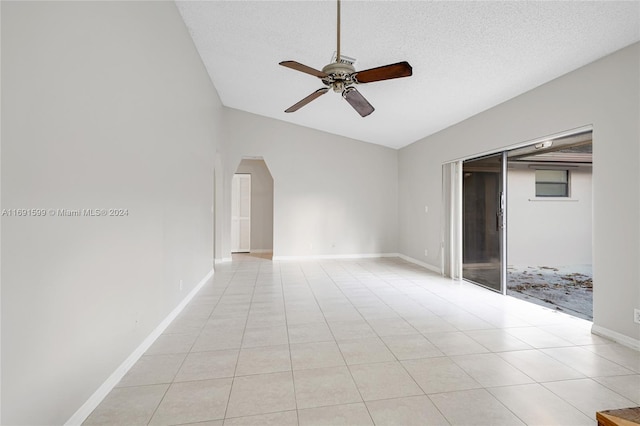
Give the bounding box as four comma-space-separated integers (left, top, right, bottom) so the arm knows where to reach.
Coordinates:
322, 62, 356, 92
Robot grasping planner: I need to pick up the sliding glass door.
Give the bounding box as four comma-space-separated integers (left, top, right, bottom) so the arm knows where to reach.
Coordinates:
462, 153, 506, 292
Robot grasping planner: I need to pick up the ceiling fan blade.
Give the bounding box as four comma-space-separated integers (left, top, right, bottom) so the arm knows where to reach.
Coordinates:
353, 61, 412, 83
343, 87, 374, 117
279, 61, 328, 78
285, 87, 329, 113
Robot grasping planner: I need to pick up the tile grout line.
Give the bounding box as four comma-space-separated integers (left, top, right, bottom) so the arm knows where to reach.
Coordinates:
296, 261, 371, 418
362, 268, 532, 424
276, 260, 302, 425
220, 261, 260, 422
143, 271, 235, 425
347, 259, 453, 424
317, 259, 402, 425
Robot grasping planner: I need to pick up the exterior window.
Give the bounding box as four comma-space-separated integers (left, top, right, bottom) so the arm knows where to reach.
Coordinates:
535, 169, 569, 197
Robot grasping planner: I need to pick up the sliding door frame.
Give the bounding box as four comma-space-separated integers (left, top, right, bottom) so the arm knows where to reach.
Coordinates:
441, 125, 593, 295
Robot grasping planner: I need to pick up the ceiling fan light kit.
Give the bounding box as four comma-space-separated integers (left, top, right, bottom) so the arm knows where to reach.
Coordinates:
279, 0, 412, 117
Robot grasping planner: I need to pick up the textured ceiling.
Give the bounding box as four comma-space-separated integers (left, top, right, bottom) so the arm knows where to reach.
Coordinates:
176, 1, 639, 149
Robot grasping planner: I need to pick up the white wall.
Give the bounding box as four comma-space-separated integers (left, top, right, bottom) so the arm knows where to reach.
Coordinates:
507, 165, 592, 266
1, 2, 223, 424
220, 108, 399, 259
235, 159, 274, 253
398, 43, 639, 344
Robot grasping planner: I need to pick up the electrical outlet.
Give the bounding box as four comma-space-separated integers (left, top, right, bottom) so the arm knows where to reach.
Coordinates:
424, 249, 428, 257
425, 206, 429, 213
634, 309, 640, 324
179, 280, 183, 291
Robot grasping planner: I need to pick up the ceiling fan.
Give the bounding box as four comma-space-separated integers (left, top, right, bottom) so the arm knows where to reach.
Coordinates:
279, 0, 412, 117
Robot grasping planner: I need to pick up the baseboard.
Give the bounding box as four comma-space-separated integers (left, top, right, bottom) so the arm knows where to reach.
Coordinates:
271, 254, 442, 275
65, 268, 215, 426
273, 253, 399, 261
591, 324, 640, 351
250, 249, 273, 254
397, 254, 441, 274
214, 257, 232, 264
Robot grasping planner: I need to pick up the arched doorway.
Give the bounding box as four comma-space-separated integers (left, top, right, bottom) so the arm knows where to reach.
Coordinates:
231, 158, 274, 258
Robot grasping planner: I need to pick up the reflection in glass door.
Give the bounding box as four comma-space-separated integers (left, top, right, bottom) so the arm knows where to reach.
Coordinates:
462, 153, 506, 292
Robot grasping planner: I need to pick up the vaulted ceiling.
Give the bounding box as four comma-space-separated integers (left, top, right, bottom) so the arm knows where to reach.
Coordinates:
176, 1, 639, 149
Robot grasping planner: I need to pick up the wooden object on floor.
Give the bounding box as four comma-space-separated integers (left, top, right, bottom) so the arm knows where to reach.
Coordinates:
597, 407, 640, 426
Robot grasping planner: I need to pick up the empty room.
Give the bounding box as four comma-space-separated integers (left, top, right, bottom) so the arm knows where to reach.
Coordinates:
2, 1, 639, 425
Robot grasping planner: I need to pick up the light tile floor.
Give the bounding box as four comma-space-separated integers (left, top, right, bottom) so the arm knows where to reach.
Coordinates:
85, 255, 640, 425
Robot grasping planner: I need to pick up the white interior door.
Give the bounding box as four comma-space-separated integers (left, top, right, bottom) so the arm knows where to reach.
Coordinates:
231, 174, 251, 253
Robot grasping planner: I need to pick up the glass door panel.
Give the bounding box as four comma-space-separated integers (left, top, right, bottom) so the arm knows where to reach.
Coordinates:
462, 153, 504, 292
